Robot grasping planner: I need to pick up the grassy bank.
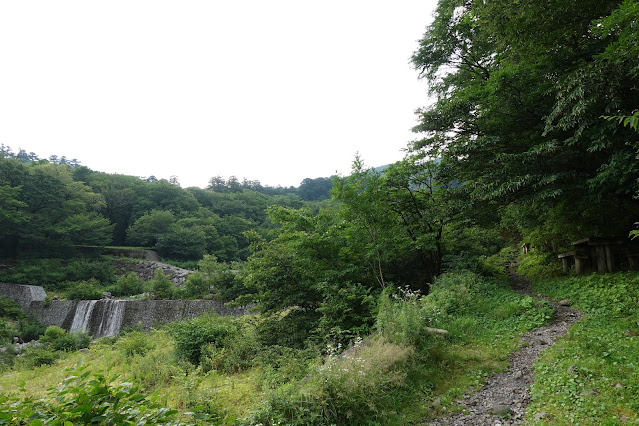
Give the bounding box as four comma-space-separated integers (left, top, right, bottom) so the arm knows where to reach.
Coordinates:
1, 270, 554, 424
528, 272, 639, 424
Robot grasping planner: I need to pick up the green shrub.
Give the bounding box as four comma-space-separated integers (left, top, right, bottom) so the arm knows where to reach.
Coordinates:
186, 255, 250, 301
254, 308, 318, 349
117, 330, 155, 357
314, 281, 376, 347
0, 258, 116, 290
110, 272, 144, 297
66, 278, 103, 300
0, 364, 193, 424
167, 313, 238, 365
256, 345, 317, 389
0, 319, 17, 344
0, 296, 25, 319
64, 259, 116, 283
0, 259, 65, 287
37, 326, 90, 353
425, 271, 482, 316
248, 337, 414, 425
16, 344, 59, 368
200, 320, 260, 373
0, 344, 16, 371
477, 246, 516, 280
51, 331, 91, 352
517, 251, 562, 281
376, 286, 428, 346
18, 320, 46, 342
40, 325, 67, 343
74, 331, 92, 350
151, 268, 175, 300
185, 272, 207, 297
51, 332, 81, 352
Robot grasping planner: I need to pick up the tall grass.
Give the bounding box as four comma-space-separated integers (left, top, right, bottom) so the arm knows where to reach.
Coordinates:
0, 270, 559, 424
247, 337, 414, 425
247, 271, 554, 424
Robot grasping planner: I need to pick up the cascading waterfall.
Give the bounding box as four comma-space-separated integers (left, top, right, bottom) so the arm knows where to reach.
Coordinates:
68, 299, 126, 337
69, 300, 97, 332
94, 299, 126, 338
2, 284, 252, 336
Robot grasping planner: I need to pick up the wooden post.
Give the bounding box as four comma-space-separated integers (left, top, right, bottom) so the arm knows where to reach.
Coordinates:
574, 244, 590, 274
604, 244, 615, 272
594, 245, 607, 273
558, 252, 575, 274
575, 257, 585, 274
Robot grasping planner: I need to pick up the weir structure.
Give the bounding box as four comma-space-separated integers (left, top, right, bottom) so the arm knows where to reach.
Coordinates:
1, 283, 252, 338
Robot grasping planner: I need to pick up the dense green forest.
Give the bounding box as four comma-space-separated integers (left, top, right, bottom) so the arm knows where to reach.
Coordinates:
1, 0, 638, 424
0, 144, 334, 262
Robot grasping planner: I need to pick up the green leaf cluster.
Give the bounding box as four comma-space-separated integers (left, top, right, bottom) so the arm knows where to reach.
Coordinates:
0, 364, 185, 425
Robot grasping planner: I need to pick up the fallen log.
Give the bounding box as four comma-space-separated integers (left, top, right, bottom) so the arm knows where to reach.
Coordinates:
425, 327, 449, 336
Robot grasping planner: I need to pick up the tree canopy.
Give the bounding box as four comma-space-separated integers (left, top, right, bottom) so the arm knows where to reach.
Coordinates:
0, 151, 333, 261
411, 0, 639, 246
0, 157, 112, 257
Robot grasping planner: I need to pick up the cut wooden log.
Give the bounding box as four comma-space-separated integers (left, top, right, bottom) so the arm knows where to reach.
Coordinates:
425, 327, 449, 336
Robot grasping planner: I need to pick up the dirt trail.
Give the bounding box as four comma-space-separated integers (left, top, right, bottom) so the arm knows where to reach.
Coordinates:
427, 269, 582, 425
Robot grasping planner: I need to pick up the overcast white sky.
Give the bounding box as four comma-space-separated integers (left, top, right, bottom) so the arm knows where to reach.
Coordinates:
0, 1, 437, 188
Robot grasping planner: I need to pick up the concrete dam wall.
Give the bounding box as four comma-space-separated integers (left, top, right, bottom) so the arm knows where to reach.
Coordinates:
26, 298, 252, 338
1, 283, 251, 338
0, 283, 47, 310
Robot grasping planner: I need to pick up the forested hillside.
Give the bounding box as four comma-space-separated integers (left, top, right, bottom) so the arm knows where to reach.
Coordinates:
0, 145, 334, 261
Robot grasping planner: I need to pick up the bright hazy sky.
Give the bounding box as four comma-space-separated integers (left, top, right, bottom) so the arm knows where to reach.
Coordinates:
0, 1, 437, 188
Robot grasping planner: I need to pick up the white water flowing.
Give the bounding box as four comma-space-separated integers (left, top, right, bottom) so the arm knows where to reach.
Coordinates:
94, 300, 126, 337
69, 300, 97, 332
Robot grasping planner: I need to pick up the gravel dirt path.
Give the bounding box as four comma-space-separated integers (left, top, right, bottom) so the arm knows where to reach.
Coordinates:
426, 269, 582, 425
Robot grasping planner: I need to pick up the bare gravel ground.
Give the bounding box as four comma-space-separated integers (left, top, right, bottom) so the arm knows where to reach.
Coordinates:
426, 269, 582, 425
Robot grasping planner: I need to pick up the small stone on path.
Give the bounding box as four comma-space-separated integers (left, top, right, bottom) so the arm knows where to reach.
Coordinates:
533, 412, 548, 421
487, 404, 513, 416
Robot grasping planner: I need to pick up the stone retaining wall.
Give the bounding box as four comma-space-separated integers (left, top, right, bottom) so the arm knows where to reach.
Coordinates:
0, 283, 47, 310
112, 260, 191, 286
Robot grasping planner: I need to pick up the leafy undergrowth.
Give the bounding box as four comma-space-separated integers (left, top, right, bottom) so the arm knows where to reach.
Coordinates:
0, 271, 552, 425
0, 363, 194, 425
528, 272, 639, 424
0, 330, 257, 423
248, 271, 552, 425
